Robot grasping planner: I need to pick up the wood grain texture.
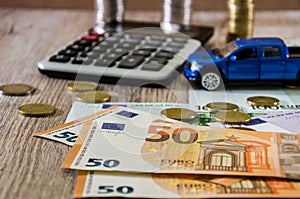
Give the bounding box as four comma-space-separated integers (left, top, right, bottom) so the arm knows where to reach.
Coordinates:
1, 0, 300, 10
0, 8, 300, 199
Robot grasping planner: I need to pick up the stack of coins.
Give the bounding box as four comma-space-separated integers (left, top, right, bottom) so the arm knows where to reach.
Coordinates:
161, 0, 192, 31
227, 0, 255, 42
94, 0, 125, 33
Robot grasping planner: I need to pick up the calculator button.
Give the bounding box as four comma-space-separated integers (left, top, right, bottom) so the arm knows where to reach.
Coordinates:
74, 40, 94, 46
81, 35, 100, 41
154, 51, 174, 59
105, 37, 120, 42
111, 48, 129, 56
141, 63, 164, 71
106, 53, 124, 61
148, 57, 168, 65
133, 49, 152, 57
117, 43, 136, 50
172, 37, 188, 43
161, 47, 180, 54
49, 55, 70, 63
80, 52, 101, 59
72, 57, 93, 65
89, 46, 107, 54
146, 40, 162, 46
139, 46, 158, 51
166, 42, 184, 48
94, 58, 116, 67
98, 41, 115, 48
126, 39, 142, 44
118, 56, 144, 69
67, 44, 86, 52
150, 35, 166, 41
129, 34, 146, 40
58, 49, 78, 57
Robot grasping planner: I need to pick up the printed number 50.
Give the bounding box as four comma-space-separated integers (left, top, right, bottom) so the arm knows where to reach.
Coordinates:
98, 185, 134, 194
146, 120, 198, 144
86, 158, 120, 168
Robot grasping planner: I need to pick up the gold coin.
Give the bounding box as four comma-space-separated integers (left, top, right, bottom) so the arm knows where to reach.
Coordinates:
76, 91, 110, 103
67, 81, 98, 92
228, 127, 256, 131
160, 108, 197, 121
285, 85, 300, 89
0, 84, 35, 96
205, 102, 239, 112
18, 103, 56, 117
214, 111, 251, 124
247, 96, 279, 106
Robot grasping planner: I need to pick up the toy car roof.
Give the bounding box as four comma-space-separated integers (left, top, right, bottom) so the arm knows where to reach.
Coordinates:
235, 37, 285, 46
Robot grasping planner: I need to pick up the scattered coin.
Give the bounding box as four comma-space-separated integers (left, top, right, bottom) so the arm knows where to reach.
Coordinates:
205, 102, 239, 112
18, 103, 56, 117
247, 96, 279, 106
160, 108, 197, 121
67, 81, 99, 92
214, 111, 251, 124
76, 91, 110, 103
228, 127, 256, 131
285, 85, 300, 89
0, 83, 35, 96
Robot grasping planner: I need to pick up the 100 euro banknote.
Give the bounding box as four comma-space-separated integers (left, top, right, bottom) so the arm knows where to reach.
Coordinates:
57, 106, 300, 180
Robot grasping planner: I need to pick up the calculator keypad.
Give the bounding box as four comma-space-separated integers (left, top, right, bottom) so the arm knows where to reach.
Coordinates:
48, 29, 190, 72
39, 26, 201, 85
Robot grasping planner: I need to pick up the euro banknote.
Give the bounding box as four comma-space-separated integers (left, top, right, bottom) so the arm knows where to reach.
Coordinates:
189, 86, 300, 113
60, 106, 300, 180
74, 171, 300, 198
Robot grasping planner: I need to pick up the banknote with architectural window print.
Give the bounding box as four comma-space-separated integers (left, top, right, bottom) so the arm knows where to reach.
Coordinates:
74, 171, 300, 198
59, 106, 300, 180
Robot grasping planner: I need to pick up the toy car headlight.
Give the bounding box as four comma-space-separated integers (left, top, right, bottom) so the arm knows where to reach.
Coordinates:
190, 61, 201, 72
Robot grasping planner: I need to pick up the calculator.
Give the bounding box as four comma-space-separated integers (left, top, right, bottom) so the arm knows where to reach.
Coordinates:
38, 21, 213, 85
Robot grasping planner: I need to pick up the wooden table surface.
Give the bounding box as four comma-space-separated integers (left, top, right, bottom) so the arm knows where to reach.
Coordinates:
0, 8, 300, 199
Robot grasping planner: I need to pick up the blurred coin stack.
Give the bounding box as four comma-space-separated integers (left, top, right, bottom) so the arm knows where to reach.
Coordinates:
161, 0, 192, 32
94, 0, 125, 33
227, 0, 255, 42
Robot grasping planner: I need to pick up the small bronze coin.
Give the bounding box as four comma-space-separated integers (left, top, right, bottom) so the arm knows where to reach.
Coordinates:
228, 127, 256, 131
76, 91, 110, 103
18, 103, 56, 117
247, 96, 279, 106
67, 81, 98, 92
160, 108, 197, 121
205, 102, 239, 112
214, 111, 251, 124
0, 84, 35, 96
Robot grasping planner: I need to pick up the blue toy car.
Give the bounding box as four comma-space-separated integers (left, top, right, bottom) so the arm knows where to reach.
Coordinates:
184, 37, 300, 90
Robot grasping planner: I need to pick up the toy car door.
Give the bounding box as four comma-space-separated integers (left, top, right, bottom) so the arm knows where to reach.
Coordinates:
227, 47, 259, 80
260, 46, 285, 79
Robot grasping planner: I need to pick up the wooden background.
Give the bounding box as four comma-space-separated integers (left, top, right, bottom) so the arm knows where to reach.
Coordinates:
0, 0, 300, 10
0, 4, 300, 199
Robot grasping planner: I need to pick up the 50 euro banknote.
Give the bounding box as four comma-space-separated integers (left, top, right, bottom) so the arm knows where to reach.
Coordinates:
34, 102, 300, 147
52, 106, 300, 180
74, 171, 300, 198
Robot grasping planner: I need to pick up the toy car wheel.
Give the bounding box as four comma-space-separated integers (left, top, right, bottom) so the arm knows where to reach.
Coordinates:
201, 71, 221, 90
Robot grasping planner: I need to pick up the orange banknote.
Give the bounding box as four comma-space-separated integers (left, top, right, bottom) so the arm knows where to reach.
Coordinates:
74, 171, 300, 198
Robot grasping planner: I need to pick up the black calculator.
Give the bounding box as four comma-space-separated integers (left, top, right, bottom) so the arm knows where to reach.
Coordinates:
38, 21, 213, 85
